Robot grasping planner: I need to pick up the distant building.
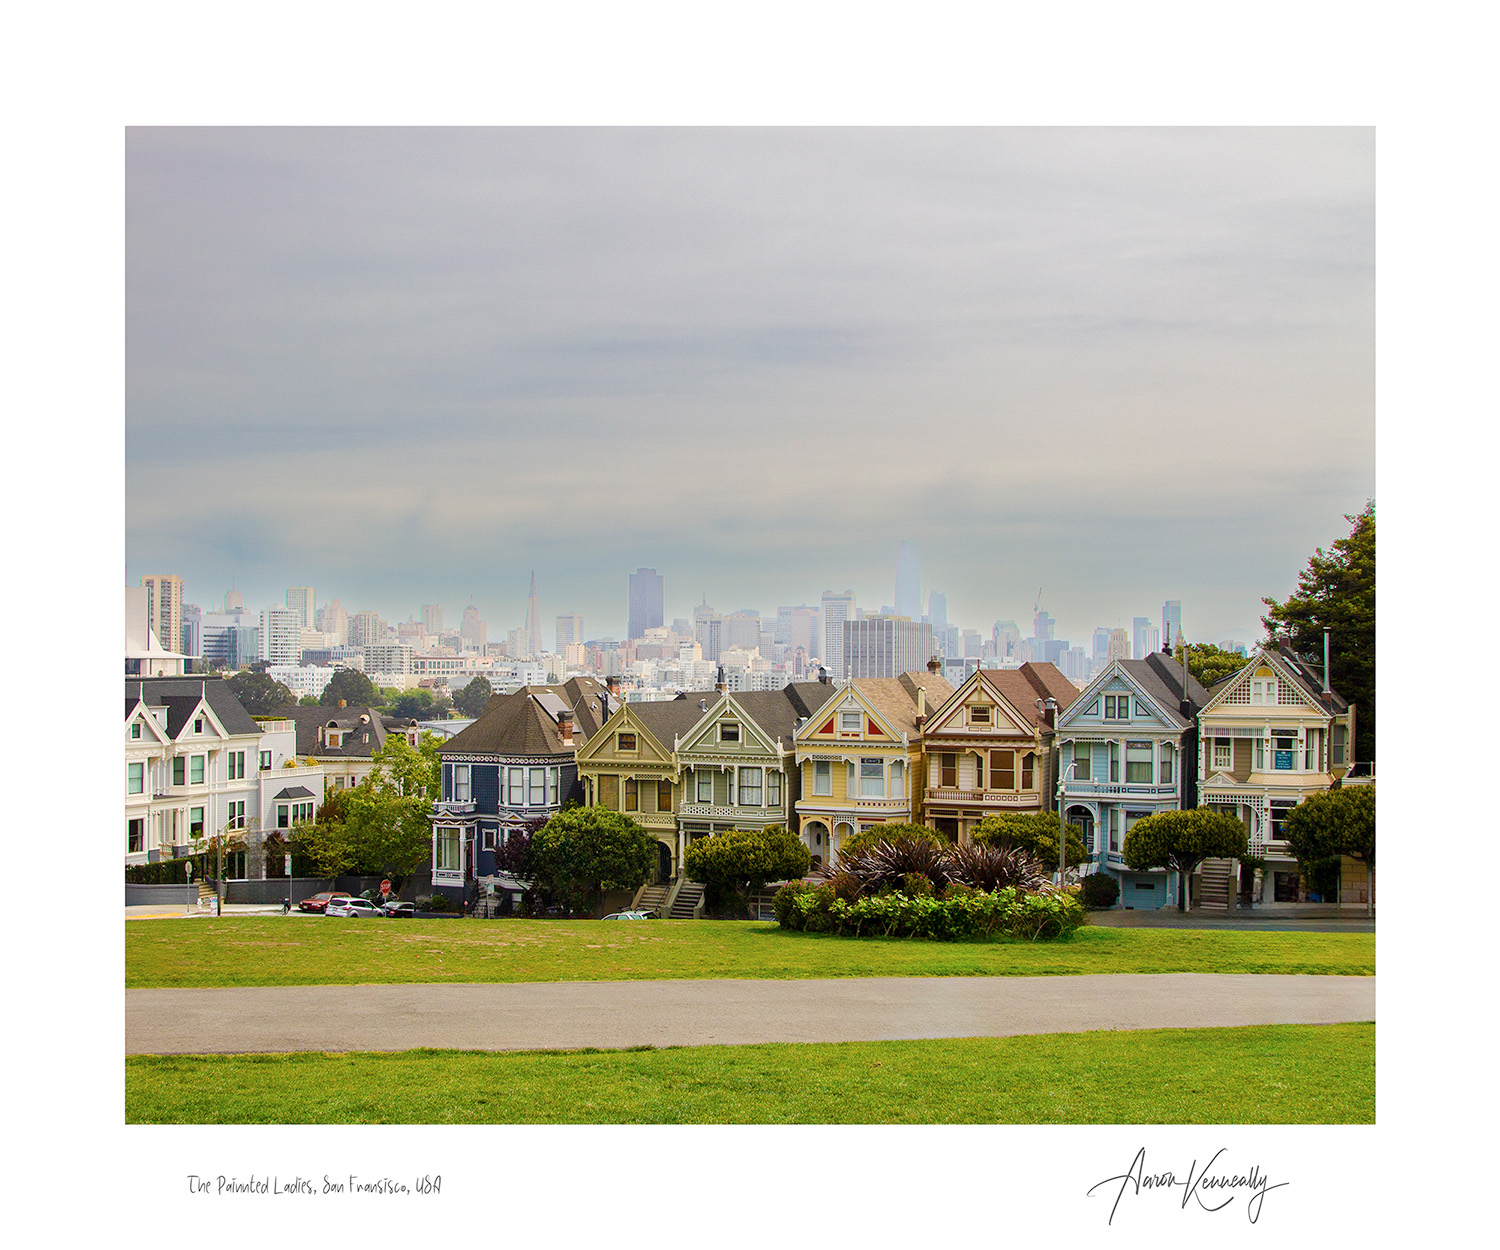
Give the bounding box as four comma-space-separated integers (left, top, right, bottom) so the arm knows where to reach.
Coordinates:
820, 589, 857, 679
285, 587, 316, 629
259, 605, 302, 667
348, 610, 384, 649
894, 541, 921, 618
140, 575, 185, 666
421, 603, 444, 636
843, 616, 933, 679
126, 586, 189, 676
459, 604, 488, 654
628, 567, 665, 641
1162, 600, 1182, 650
555, 613, 583, 651
1133, 616, 1161, 660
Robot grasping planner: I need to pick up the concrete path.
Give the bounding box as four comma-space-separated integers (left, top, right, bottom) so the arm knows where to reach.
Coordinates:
126, 974, 1374, 1055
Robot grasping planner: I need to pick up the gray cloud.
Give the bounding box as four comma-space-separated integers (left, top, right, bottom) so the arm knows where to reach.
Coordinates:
127, 127, 1373, 646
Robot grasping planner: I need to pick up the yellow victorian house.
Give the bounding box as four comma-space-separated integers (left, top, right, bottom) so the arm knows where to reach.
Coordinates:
792, 664, 953, 869
573, 696, 711, 883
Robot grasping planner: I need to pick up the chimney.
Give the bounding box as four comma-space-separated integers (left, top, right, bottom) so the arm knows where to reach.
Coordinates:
606, 675, 621, 697
915, 685, 926, 728
715, 665, 726, 693
338, 699, 346, 709
818, 666, 829, 685
927, 656, 941, 674
558, 711, 574, 746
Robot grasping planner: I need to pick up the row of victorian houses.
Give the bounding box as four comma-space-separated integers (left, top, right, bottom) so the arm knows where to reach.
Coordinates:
124, 640, 1366, 909
424, 643, 1366, 910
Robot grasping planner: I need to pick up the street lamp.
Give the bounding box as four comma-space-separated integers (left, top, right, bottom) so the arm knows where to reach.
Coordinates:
1036, 695, 1074, 885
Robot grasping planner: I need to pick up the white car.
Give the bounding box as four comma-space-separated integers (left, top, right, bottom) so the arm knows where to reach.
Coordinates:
326, 898, 381, 917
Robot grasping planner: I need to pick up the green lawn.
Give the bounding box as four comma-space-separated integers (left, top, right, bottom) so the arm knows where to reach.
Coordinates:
125, 1022, 1374, 1124
126, 917, 1374, 988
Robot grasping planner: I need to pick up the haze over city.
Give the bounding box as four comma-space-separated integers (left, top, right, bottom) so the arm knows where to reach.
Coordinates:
126, 127, 1374, 646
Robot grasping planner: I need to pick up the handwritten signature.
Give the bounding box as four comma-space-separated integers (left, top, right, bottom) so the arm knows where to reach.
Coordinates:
1087, 1147, 1288, 1225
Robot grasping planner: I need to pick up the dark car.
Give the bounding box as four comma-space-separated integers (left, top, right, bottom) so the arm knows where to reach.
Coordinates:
379, 901, 416, 918
298, 892, 340, 913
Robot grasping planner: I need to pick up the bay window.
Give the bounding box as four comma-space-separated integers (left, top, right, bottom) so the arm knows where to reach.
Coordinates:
190, 755, 205, 785
767, 770, 782, 807
658, 778, 672, 810
1072, 742, 1091, 781
697, 770, 713, 802
453, 765, 471, 802
625, 777, 638, 811
1160, 742, 1175, 785
991, 750, 1015, 790
888, 760, 902, 800
738, 767, 762, 806
435, 827, 461, 872
1021, 752, 1035, 790
940, 752, 957, 788
1125, 741, 1153, 784
859, 758, 884, 798
528, 767, 546, 805
508, 767, 524, 806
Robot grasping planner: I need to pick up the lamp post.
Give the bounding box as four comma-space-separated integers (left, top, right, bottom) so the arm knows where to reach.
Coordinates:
1056, 761, 1078, 885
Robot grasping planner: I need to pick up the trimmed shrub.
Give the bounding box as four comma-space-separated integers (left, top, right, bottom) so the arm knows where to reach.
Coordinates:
1079, 873, 1121, 910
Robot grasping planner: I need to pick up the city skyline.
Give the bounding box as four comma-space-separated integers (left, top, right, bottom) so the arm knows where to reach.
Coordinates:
127, 128, 1373, 648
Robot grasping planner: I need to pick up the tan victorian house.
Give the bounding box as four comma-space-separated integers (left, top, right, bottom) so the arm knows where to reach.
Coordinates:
919, 663, 1079, 843
792, 665, 953, 869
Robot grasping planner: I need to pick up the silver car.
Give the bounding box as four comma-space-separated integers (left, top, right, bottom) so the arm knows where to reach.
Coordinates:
326, 897, 381, 917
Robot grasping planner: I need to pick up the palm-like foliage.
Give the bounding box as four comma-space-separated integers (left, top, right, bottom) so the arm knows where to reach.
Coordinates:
832, 832, 955, 894
945, 842, 1047, 893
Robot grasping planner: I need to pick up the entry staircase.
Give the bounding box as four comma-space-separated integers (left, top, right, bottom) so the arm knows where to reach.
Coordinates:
1195, 860, 1234, 910
631, 881, 671, 917
667, 879, 705, 919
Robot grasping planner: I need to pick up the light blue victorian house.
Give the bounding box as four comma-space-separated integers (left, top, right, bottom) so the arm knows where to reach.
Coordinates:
1053, 651, 1210, 908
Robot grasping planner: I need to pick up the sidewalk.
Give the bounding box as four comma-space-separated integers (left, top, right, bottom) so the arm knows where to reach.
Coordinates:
1089, 905, 1374, 932
125, 902, 305, 920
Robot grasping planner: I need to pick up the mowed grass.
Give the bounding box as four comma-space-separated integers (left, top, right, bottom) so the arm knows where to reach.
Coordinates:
126, 917, 1374, 988
126, 1022, 1374, 1124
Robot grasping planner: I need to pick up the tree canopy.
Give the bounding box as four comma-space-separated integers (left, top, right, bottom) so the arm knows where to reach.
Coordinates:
840, 822, 944, 855
453, 675, 493, 718
528, 806, 657, 916
227, 670, 295, 715
387, 688, 438, 720
1170, 641, 1249, 689
1121, 808, 1248, 911
1283, 784, 1375, 915
319, 668, 379, 708
685, 824, 810, 914
971, 812, 1090, 876
1262, 501, 1375, 761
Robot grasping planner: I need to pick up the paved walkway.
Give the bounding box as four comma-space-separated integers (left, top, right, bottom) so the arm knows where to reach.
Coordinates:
125, 974, 1374, 1055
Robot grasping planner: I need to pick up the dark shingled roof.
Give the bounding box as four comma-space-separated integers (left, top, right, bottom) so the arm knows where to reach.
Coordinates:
1206, 647, 1350, 713
624, 696, 721, 749
125, 677, 262, 737
267, 705, 420, 759
1116, 654, 1213, 728
973, 664, 1079, 728
440, 677, 613, 758
272, 785, 316, 800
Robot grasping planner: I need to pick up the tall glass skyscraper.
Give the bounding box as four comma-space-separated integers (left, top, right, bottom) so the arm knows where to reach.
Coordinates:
894, 541, 920, 618
628, 567, 664, 640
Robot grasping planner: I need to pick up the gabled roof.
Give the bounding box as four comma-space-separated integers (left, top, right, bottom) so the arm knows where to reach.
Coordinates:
1060, 654, 1211, 732
929, 664, 1076, 734
1203, 646, 1349, 715
272, 785, 316, 801
439, 677, 613, 758
125, 677, 262, 737
675, 682, 840, 752
851, 670, 956, 740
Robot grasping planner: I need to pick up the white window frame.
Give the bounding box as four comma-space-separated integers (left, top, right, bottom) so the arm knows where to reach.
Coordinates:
697, 770, 713, 802
453, 764, 471, 802
508, 767, 524, 806
859, 757, 884, 798
839, 710, 862, 733
737, 767, 762, 806
1212, 739, 1232, 770
812, 760, 832, 796
127, 762, 144, 794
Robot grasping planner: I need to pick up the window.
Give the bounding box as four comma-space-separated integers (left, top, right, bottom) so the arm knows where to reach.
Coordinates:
1109, 743, 1120, 783
969, 705, 991, 725
991, 750, 1015, 790
128, 762, 144, 794
599, 775, 619, 809
1255, 738, 1266, 770
658, 778, 673, 810
1160, 742, 1175, 785
508, 767, 524, 806
482, 828, 496, 851
549, 768, 560, 805
1273, 731, 1297, 771
528, 767, 545, 806
1072, 742, 1091, 782
1212, 739, 1231, 770
1109, 808, 1122, 853
625, 777, 639, 811
738, 768, 762, 806
228, 751, 245, 780
617, 732, 637, 751
860, 758, 884, 798
189, 806, 205, 839
190, 755, 205, 785
453, 765, 471, 802
720, 723, 740, 743
327, 731, 341, 748
291, 800, 313, 824
436, 827, 461, 872
1125, 741, 1153, 784
887, 760, 902, 799
1250, 677, 1277, 705
172, 757, 186, 786
1021, 752, 1035, 790
127, 818, 144, 854
259, 751, 272, 772
227, 800, 245, 830
813, 760, 832, 796
940, 753, 957, 788
1104, 695, 1129, 720
131, 723, 142, 740
277, 805, 290, 829
697, 770, 713, 802
973, 753, 985, 790
1269, 802, 1294, 840
194, 717, 204, 734
839, 711, 862, 734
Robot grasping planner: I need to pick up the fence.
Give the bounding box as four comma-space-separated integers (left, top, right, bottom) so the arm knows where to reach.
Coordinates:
126, 883, 201, 906
224, 871, 437, 905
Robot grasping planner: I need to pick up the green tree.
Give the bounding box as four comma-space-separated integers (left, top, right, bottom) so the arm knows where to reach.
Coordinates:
971, 811, 1090, 877
227, 670, 295, 715
1170, 641, 1249, 688
298, 694, 320, 707
840, 821, 944, 855
684, 824, 811, 915
528, 806, 656, 917
453, 675, 493, 718
1262, 501, 1375, 761
320, 668, 379, 708
1283, 784, 1375, 917
1122, 808, 1249, 912
388, 689, 436, 719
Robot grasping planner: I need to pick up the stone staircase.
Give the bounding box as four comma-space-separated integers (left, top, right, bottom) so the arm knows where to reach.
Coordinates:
668, 880, 705, 919
1195, 860, 1234, 910
632, 882, 671, 917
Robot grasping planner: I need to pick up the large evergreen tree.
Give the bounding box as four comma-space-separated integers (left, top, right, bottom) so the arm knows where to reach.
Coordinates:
227, 670, 295, 715
320, 668, 379, 708
1262, 502, 1375, 762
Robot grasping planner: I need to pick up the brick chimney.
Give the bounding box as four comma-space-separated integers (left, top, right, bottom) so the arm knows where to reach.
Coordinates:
606, 675, 621, 697
927, 656, 942, 673
558, 710, 574, 746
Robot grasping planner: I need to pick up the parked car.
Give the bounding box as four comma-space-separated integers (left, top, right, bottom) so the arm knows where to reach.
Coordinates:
600, 910, 655, 920
326, 897, 381, 917
379, 901, 416, 918
298, 892, 341, 913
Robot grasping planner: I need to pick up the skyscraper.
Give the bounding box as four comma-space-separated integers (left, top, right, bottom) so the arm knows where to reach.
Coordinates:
843, 616, 933, 679
1133, 616, 1161, 660
927, 590, 947, 628
223, 583, 244, 612
628, 567, 664, 640
140, 574, 184, 657
460, 603, 488, 653
260, 605, 302, 666
1162, 600, 1183, 650
894, 542, 921, 619
555, 613, 583, 650
285, 586, 315, 629
524, 572, 543, 657
421, 603, 444, 636
820, 589, 857, 679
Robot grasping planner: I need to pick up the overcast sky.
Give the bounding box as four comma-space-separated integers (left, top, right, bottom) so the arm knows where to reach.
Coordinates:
126, 127, 1373, 648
